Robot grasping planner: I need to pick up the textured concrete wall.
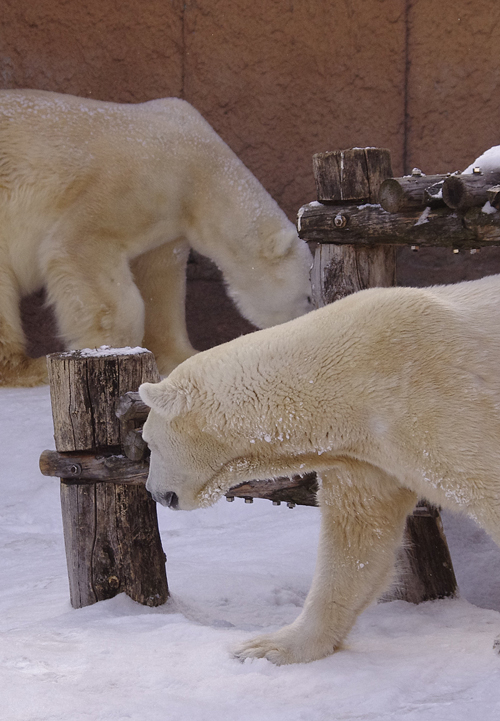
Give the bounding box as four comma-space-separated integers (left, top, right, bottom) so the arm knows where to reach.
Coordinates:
407, 0, 500, 174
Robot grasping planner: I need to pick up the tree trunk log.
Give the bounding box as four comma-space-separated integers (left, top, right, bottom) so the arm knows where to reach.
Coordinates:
298, 202, 500, 248
47, 348, 168, 609
313, 148, 392, 204
311, 243, 396, 306
442, 170, 500, 210
378, 174, 448, 213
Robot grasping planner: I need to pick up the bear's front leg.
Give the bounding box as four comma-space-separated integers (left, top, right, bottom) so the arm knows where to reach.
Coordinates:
233, 460, 417, 665
131, 241, 197, 376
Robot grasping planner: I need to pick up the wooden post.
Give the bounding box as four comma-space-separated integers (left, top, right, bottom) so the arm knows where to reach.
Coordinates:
307, 149, 457, 604
47, 348, 169, 609
310, 149, 396, 307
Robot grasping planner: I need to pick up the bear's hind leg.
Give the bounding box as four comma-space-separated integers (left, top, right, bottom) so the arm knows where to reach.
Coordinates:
0, 271, 48, 387
44, 250, 145, 352
131, 240, 196, 375
233, 460, 417, 665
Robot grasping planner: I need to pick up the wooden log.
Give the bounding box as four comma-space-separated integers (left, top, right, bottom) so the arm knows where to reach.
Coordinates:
311, 244, 396, 306
46, 348, 168, 609
442, 170, 500, 210
487, 185, 500, 210
383, 502, 457, 603
115, 391, 150, 460
378, 173, 448, 213
40, 449, 149, 483
115, 391, 150, 423
298, 202, 500, 248
312, 148, 392, 204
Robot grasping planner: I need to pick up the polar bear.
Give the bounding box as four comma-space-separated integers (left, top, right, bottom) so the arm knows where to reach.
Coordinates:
139, 274, 500, 664
0, 89, 312, 387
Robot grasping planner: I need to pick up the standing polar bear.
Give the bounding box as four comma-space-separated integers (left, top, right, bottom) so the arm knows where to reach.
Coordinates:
139, 274, 500, 664
0, 89, 312, 386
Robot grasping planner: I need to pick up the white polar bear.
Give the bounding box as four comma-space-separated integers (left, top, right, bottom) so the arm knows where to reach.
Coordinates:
139, 274, 500, 665
0, 89, 312, 387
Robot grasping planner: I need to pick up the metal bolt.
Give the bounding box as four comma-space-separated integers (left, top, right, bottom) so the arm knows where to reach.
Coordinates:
226, 496, 234, 502
411, 168, 423, 176
334, 214, 348, 229
410, 245, 419, 252
272, 500, 281, 506
453, 248, 460, 254
287, 502, 296, 509
244, 497, 253, 504
69, 463, 82, 475
472, 167, 482, 174
108, 576, 120, 589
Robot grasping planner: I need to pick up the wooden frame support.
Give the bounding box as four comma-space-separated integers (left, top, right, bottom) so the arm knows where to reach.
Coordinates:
45, 348, 168, 609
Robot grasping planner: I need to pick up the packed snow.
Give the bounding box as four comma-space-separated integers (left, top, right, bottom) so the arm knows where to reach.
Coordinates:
1, 386, 499, 720
463, 146, 500, 174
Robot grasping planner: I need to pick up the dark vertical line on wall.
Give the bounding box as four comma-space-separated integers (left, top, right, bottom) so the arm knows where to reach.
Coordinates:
403, 0, 411, 174
181, 2, 186, 99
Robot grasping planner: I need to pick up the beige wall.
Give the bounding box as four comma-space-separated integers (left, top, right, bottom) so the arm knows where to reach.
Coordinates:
4, 1, 498, 219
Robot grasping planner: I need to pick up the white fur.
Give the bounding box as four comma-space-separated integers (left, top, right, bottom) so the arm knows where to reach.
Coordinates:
0, 89, 312, 386
140, 274, 500, 664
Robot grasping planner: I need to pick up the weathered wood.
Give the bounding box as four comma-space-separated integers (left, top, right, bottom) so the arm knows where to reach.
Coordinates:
115, 391, 151, 460
47, 348, 168, 609
312, 148, 392, 204
39, 448, 320, 506
47, 348, 160, 452
60, 481, 167, 607
299, 202, 500, 248
311, 243, 396, 306
115, 391, 150, 423
487, 185, 500, 210
40, 449, 149, 483
442, 170, 500, 210
227, 474, 319, 506
378, 173, 448, 213
383, 503, 457, 603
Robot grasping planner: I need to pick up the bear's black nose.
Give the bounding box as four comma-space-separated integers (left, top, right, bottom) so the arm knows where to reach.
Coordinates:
162, 491, 179, 509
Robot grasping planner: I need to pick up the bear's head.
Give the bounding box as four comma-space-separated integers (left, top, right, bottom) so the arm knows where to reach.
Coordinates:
222, 225, 314, 330
139, 367, 279, 511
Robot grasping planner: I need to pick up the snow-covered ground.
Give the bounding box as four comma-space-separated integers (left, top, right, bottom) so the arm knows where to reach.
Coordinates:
1, 386, 499, 721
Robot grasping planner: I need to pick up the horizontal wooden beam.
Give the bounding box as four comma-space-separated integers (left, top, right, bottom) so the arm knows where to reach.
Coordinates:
39, 449, 320, 506
39, 449, 149, 484
298, 202, 500, 248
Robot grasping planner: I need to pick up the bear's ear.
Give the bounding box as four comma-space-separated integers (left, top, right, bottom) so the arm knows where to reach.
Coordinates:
139, 381, 191, 419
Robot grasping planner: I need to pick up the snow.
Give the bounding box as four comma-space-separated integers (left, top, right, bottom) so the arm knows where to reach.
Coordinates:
58, 345, 149, 358
463, 146, 500, 174
1, 387, 500, 720
414, 207, 431, 226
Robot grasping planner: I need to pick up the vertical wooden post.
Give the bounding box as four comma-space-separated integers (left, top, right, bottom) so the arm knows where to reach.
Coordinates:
47, 348, 169, 608
309, 149, 457, 603
311, 148, 395, 308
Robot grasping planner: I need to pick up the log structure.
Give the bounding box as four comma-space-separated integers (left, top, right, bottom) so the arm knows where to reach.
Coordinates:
378, 171, 448, 213
44, 348, 169, 609
301, 148, 458, 603
309, 149, 396, 305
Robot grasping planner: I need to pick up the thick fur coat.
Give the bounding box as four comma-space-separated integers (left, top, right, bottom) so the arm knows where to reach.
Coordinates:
0, 89, 312, 386
139, 274, 500, 664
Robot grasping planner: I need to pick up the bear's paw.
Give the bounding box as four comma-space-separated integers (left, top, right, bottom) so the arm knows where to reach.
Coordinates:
232, 627, 338, 666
